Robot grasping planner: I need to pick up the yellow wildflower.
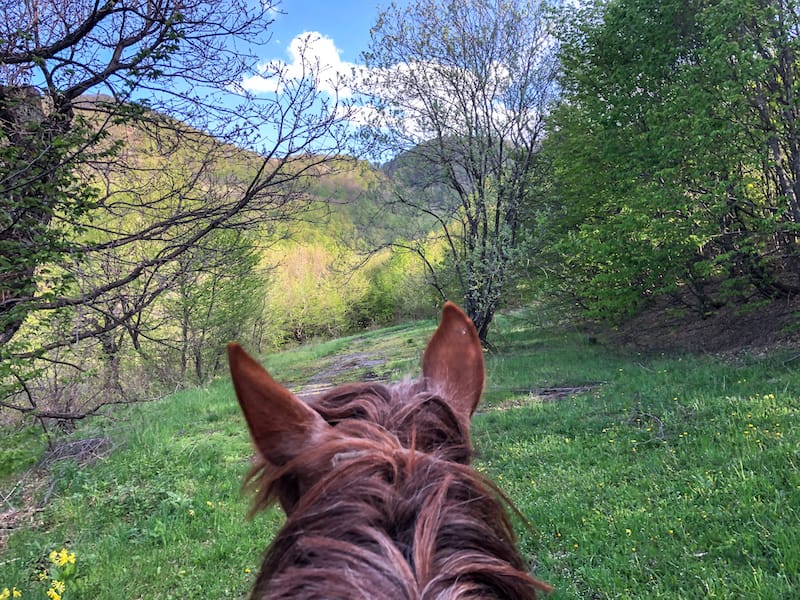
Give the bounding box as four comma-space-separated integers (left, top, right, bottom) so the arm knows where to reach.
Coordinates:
0, 588, 10, 600
49, 548, 75, 567
45, 589, 60, 600
12, 589, 22, 598
50, 581, 65, 594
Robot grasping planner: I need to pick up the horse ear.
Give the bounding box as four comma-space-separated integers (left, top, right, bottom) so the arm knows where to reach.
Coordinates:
422, 302, 485, 421
228, 343, 329, 466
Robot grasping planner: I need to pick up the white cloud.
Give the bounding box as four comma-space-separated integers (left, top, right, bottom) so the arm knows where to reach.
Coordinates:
356, 58, 541, 142
240, 31, 358, 97
237, 32, 535, 139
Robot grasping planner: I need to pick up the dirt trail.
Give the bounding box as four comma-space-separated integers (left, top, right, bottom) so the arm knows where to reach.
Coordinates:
292, 351, 389, 399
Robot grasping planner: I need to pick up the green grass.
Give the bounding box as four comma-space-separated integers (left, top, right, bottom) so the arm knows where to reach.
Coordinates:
0, 426, 47, 480
2, 311, 798, 598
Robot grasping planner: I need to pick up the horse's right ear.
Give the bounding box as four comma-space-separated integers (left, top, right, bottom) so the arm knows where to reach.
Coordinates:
422, 302, 485, 423
228, 343, 329, 466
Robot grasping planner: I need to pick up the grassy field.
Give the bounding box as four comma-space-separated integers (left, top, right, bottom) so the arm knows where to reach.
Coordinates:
1, 310, 798, 598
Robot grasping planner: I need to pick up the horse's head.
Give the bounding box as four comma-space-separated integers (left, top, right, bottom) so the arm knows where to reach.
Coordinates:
229, 302, 482, 461
228, 302, 550, 598
228, 302, 484, 505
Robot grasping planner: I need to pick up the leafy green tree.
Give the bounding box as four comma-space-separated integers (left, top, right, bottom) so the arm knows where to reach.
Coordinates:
261, 241, 369, 344
359, 0, 558, 342
546, 0, 800, 318
350, 245, 444, 327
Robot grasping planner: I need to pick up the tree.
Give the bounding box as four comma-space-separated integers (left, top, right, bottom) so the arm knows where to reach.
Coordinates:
545, 0, 800, 319
260, 235, 370, 344
358, 0, 558, 342
157, 229, 265, 385
0, 0, 357, 421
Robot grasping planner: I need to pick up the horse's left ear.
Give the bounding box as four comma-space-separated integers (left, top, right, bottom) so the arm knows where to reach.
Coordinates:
422, 301, 485, 422
228, 343, 330, 466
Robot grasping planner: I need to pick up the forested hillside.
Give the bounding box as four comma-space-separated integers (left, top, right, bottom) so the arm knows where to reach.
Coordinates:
1, 100, 444, 426
3, 0, 799, 433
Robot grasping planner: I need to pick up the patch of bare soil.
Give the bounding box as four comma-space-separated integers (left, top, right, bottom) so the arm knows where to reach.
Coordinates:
293, 352, 388, 399
481, 384, 603, 413
595, 295, 800, 355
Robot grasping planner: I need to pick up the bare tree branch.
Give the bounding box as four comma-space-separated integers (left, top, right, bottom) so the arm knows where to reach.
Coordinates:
1, 0, 362, 419
358, 0, 558, 341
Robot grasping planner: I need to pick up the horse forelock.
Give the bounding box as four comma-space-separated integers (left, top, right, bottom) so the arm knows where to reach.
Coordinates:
245, 380, 548, 599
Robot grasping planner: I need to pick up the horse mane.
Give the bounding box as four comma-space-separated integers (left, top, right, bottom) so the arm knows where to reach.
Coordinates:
244, 380, 550, 599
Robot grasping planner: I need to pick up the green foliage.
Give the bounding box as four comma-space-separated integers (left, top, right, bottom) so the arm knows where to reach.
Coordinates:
251, 199, 443, 347
0, 426, 46, 479
261, 242, 363, 343
152, 230, 266, 383
350, 247, 442, 327
543, 0, 800, 319
0, 97, 111, 402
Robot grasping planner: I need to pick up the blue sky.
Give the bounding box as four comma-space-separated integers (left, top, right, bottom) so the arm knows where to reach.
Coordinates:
225, 1, 410, 152
267, 1, 390, 65
238, 1, 410, 98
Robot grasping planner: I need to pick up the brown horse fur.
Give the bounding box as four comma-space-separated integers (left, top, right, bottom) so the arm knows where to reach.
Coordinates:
228, 302, 551, 599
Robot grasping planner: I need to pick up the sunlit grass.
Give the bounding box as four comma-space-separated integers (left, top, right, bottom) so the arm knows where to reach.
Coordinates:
475, 348, 800, 597
2, 310, 798, 597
